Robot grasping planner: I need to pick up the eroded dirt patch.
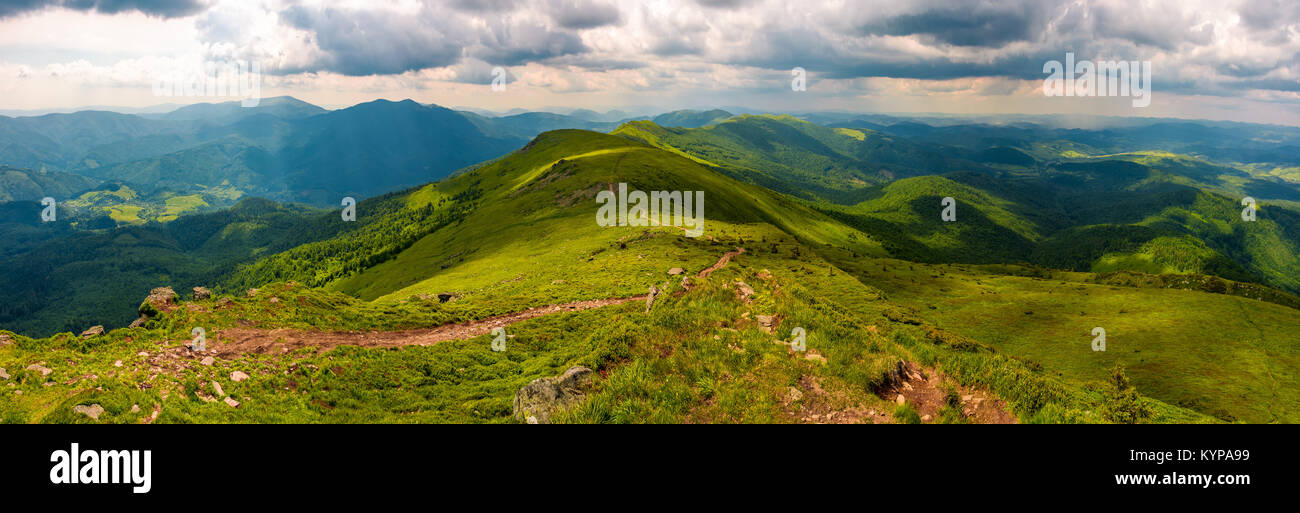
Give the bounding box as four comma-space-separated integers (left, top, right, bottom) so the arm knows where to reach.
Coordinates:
878, 361, 1018, 424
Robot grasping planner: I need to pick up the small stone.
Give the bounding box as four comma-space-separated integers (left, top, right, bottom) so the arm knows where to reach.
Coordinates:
804, 352, 827, 364
230, 371, 249, 382
224, 397, 240, 408
128, 316, 149, 328
785, 387, 803, 402
735, 281, 755, 302
211, 381, 225, 397
961, 394, 973, 402
137, 351, 149, 357
200, 356, 215, 366
0, 367, 7, 380
269, 297, 280, 304
246, 288, 258, 297
114, 360, 122, 367
526, 416, 538, 424
192, 287, 211, 300
130, 404, 141, 413
80, 325, 105, 338
667, 267, 684, 275
921, 414, 932, 422
895, 394, 906, 405
73, 404, 105, 420
26, 364, 52, 377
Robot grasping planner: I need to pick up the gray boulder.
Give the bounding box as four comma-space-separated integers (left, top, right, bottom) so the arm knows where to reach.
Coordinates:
512, 366, 594, 424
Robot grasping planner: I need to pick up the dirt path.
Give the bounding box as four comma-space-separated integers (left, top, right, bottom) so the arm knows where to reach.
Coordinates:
210, 247, 746, 357
698, 247, 745, 278
212, 296, 645, 357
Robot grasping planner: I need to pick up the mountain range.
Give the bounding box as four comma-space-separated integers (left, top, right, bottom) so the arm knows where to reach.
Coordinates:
1, 99, 1298, 424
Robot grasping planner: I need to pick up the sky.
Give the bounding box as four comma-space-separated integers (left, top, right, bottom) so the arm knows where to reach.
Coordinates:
0, 0, 1297, 125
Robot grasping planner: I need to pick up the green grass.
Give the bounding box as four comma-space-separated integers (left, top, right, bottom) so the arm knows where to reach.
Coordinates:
843, 258, 1298, 423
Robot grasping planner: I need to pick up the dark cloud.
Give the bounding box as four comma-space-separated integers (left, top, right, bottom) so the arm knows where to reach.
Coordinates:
1237, 0, 1299, 30
449, 0, 520, 12
0, 0, 204, 19
651, 36, 704, 57
476, 18, 589, 66
279, 5, 466, 76
855, 2, 1056, 47
547, 0, 622, 29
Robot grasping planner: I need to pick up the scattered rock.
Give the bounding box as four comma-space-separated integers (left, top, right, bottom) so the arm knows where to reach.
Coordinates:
962, 394, 973, 403
230, 371, 249, 382
246, 288, 258, 297
143, 287, 178, 314
895, 394, 906, 405
136, 351, 149, 357
512, 366, 593, 424
224, 397, 240, 408
200, 356, 215, 366
131, 404, 141, 413
0, 333, 10, 346
215, 297, 234, 309
268, 297, 280, 304
26, 364, 52, 377
526, 416, 539, 424
73, 404, 105, 420
80, 325, 104, 338
211, 381, 225, 397
142, 404, 161, 424
114, 360, 122, 367
921, 414, 932, 422
193, 287, 211, 300
667, 267, 684, 275
645, 284, 662, 313
735, 281, 755, 302
756, 314, 778, 334
804, 351, 827, 364
128, 316, 149, 329
785, 387, 804, 403
0, 367, 8, 380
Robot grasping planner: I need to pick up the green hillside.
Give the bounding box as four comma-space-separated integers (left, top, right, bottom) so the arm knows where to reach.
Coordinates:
3, 120, 1299, 425
613, 116, 964, 203
2, 128, 1233, 425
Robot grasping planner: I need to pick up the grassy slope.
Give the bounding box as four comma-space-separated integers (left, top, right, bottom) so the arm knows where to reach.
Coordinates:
0, 225, 1209, 424
612, 116, 955, 204
2, 127, 1291, 424
331, 129, 887, 305
841, 258, 1298, 423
